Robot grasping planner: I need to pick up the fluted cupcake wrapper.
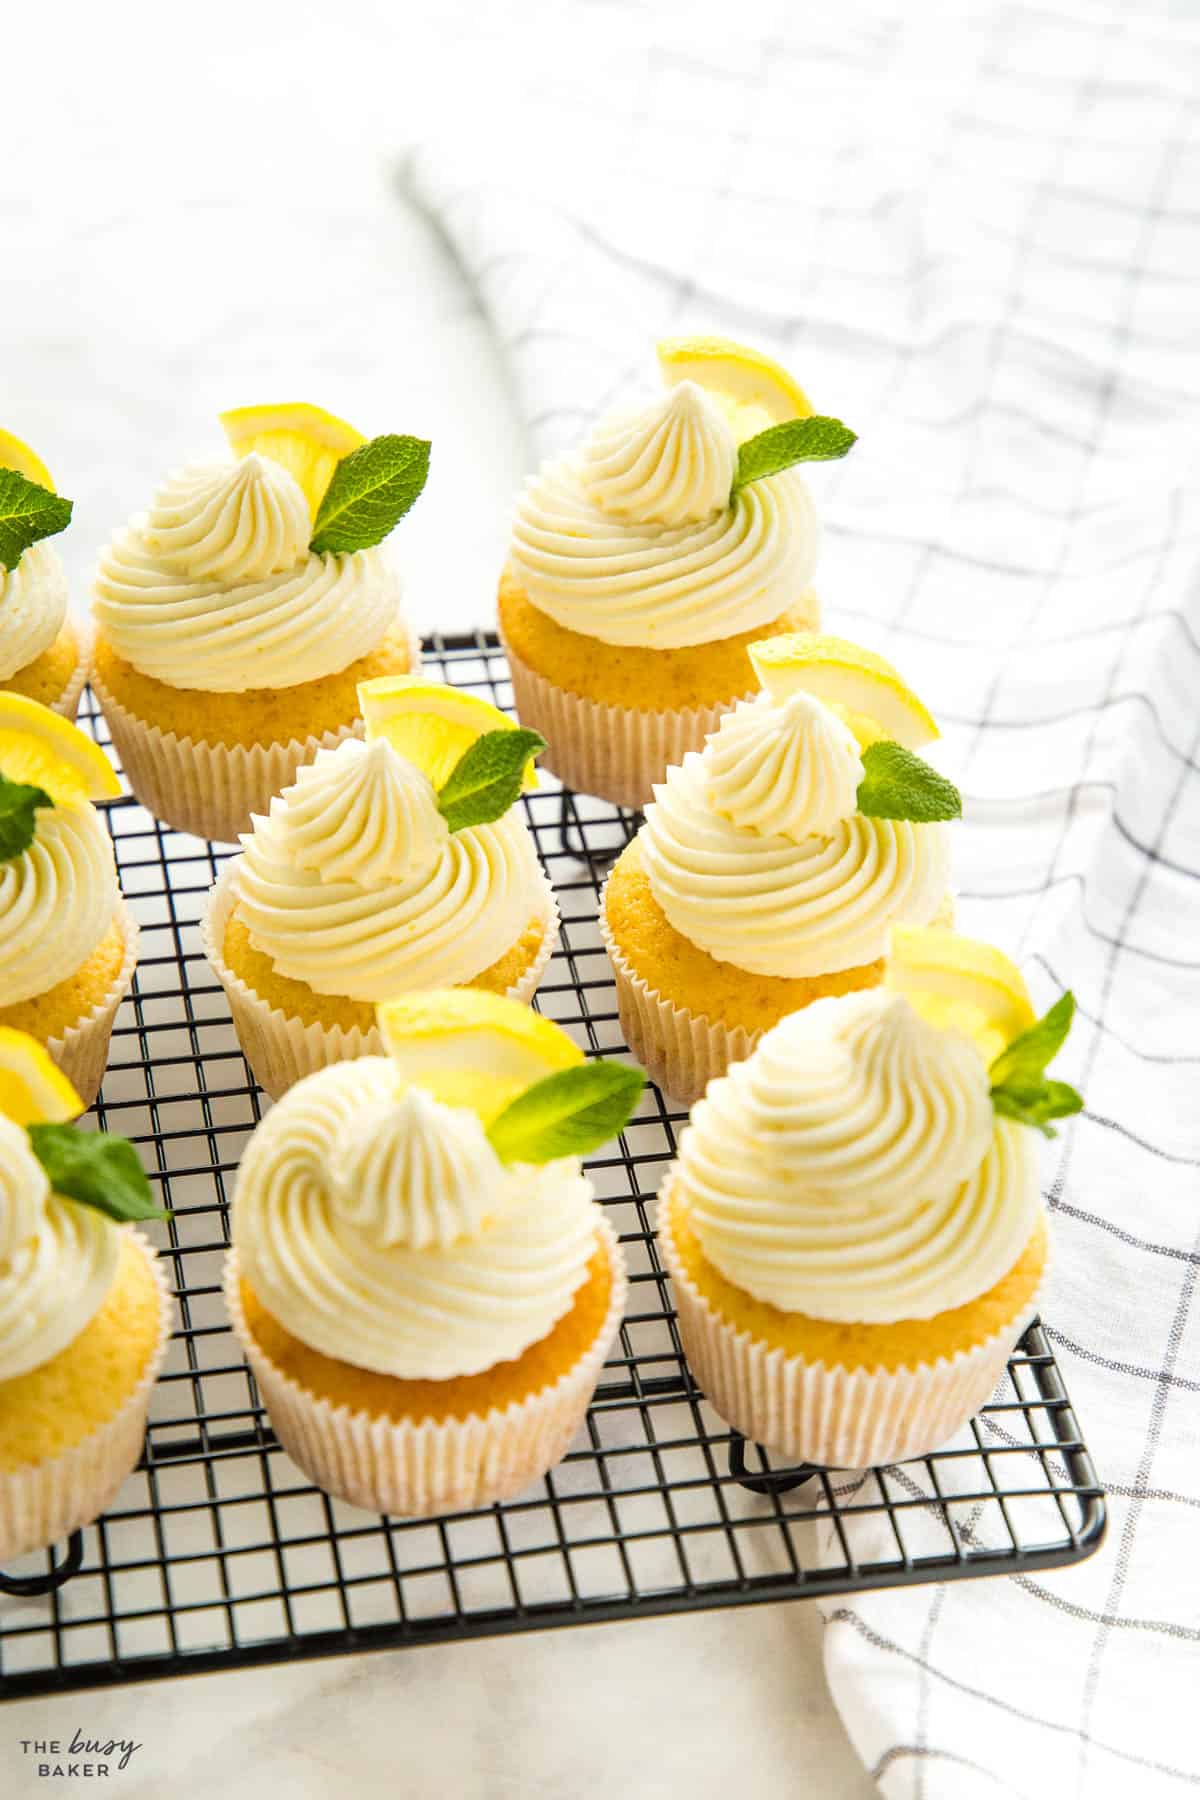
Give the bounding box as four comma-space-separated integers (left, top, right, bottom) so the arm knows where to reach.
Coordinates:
202, 860, 561, 1101
224, 1219, 626, 1516
47, 897, 140, 1110
90, 624, 423, 844
0, 1234, 174, 1560
657, 1183, 1045, 1469
501, 631, 746, 811
52, 618, 93, 721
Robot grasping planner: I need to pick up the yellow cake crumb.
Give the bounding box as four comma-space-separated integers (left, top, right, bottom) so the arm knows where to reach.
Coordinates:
668, 1190, 1048, 1373
0, 1236, 163, 1467
240, 1241, 612, 1424
92, 623, 418, 752
3, 619, 84, 713
221, 905, 550, 1032
498, 568, 819, 712
0, 918, 127, 1044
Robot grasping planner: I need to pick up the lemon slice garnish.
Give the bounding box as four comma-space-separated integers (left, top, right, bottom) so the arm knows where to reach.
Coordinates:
358, 676, 540, 792
0, 1027, 81, 1124
748, 633, 939, 750
0, 694, 121, 804
218, 403, 366, 520
377, 990, 583, 1122
657, 335, 813, 441
0, 429, 55, 491
886, 927, 1036, 1065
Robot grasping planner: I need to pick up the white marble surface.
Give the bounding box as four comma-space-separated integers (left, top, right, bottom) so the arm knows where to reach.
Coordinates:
0, 6, 872, 1794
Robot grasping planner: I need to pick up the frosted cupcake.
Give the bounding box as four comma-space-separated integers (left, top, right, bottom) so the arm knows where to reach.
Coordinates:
602, 633, 959, 1103
91, 405, 426, 841
0, 696, 136, 1106
0, 1031, 172, 1559
0, 432, 89, 719
500, 336, 855, 807
659, 929, 1083, 1467
225, 990, 642, 1515
203, 678, 558, 1098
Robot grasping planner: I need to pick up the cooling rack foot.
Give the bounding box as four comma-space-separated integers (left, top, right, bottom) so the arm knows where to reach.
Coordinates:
0, 1531, 85, 1597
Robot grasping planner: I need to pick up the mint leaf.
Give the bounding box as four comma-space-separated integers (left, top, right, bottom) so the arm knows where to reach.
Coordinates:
855, 740, 961, 822
436, 728, 546, 833
732, 417, 856, 495
0, 771, 53, 861
487, 1062, 645, 1165
309, 435, 431, 554
27, 1123, 166, 1223
991, 1078, 1083, 1138
0, 469, 73, 570
990, 992, 1075, 1087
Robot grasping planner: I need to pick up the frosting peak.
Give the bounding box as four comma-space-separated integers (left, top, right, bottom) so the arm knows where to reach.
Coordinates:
143, 454, 311, 583
0, 542, 70, 681
278, 737, 448, 890
0, 797, 119, 1007
706, 693, 864, 841
328, 1087, 507, 1251
580, 382, 736, 526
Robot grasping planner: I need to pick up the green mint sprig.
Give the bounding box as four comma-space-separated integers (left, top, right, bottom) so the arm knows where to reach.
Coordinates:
487, 1062, 646, 1165
988, 992, 1083, 1137
436, 728, 546, 833
855, 741, 961, 822
0, 469, 73, 570
731, 417, 856, 497
309, 435, 431, 554
0, 770, 54, 861
27, 1123, 167, 1223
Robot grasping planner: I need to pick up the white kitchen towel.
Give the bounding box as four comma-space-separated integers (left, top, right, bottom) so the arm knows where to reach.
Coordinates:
406, 2, 1200, 1794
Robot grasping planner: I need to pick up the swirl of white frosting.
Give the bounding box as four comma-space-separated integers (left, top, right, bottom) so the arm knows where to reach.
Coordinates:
509, 386, 818, 650
233, 1059, 601, 1379
93, 455, 401, 693
0, 1114, 121, 1381
706, 693, 865, 841
142, 455, 311, 582
280, 736, 448, 890
235, 738, 548, 1001
0, 543, 69, 681
0, 800, 119, 1006
327, 1087, 506, 1251
640, 748, 949, 978
673, 991, 1040, 1323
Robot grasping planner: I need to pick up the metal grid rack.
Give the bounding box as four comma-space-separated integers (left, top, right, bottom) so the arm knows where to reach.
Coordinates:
0, 633, 1105, 1699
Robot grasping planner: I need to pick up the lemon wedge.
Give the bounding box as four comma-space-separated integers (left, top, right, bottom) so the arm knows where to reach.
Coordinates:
377, 990, 583, 1122
0, 695, 121, 804
218, 403, 365, 520
886, 926, 1036, 1065
748, 633, 939, 749
0, 429, 55, 491
0, 1027, 81, 1125
657, 335, 813, 440
358, 676, 540, 792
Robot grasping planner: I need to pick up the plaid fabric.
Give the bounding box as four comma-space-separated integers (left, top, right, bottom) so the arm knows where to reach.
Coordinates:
408, 2, 1200, 1793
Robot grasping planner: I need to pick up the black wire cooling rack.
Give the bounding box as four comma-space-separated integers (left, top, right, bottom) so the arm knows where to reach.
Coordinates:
0, 633, 1105, 1699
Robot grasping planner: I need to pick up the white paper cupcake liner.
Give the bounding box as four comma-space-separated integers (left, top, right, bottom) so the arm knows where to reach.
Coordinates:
45, 897, 140, 1110
90, 623, 423, 843
501, 632, 746, 810
224, 1217, 626, 1516
0, 1233, 174, 1560
202, 860, 561, 1101
658, 1184, 1045, 1468
52, 618, 93, 721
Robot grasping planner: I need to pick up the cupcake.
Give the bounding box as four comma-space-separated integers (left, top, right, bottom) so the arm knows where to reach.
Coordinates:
499, 335, 856, 807
0, 695, 136, 1107
0, 431, 90, 719
659, 928, 1083, 1467
0, 1030, 172, 1558
203, 677, 558, 1098
602, 632, 960, 1103
224, 989, 643, 1515
90, 404, 427, 841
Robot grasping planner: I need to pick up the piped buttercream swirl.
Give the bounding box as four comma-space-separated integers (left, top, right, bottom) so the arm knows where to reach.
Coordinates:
0, 543, 69, 681
581, 383, 736, 525
281, 736, 449, 890
0, 800, 119, 1006
706, 693, 865, 841
233, 1059, 600, 1379
142, 455, 310, 582
327, 1087, 506, 1251
673, 991, 1039, 1323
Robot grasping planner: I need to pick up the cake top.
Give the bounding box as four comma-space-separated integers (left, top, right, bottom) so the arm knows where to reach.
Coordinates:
669, 929, 1082, 1325
637, 633, 960, 979
0, 430, 73, 683
233, 990, 644, 1380
233, 679, 550, 1001
92, 404, 428, 695
508, 336, 854, 651
0, 1030, 162, 1382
